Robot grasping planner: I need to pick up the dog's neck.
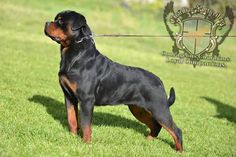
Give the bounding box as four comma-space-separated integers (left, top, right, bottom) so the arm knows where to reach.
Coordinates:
60, 35, 94, 53
59, 37, 98, 75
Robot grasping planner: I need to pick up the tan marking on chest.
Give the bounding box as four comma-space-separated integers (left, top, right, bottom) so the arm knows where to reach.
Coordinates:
59, 75, 78, 93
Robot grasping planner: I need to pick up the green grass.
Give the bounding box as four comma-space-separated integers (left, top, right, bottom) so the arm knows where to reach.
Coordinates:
0, 0, 236, 156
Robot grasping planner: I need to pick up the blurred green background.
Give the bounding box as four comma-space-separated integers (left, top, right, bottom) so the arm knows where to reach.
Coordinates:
0, 0, 235, 156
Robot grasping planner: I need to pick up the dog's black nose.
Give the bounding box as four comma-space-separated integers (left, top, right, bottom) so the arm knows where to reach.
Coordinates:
44, 22, 51, 36
45, 22, 50, 27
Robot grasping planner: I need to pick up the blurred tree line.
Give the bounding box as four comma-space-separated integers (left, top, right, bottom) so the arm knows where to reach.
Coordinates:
188, 0, 236, 13
123, 0, 236, 14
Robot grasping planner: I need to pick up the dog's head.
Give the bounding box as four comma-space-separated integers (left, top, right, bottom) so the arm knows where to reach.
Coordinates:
44, 10, 92, 46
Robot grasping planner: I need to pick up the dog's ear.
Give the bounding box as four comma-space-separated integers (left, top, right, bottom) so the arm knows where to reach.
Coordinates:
71, 14, 87, 31
81, 24, 92, 36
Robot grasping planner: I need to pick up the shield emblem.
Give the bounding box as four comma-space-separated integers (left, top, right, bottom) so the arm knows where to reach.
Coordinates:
182, 18, 212, 55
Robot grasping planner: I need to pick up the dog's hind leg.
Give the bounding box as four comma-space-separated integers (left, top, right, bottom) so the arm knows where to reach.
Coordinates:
152, 106, 183, 152
128, 105, 162, 139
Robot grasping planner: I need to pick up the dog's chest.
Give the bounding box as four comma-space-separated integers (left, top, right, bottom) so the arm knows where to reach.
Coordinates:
59, 48, 82, 74
59, 56, 73, 74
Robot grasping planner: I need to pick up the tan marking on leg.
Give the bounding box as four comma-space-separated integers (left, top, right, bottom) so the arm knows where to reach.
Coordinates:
67, 105, 78, 134
160, 124, 183, 152
129, 105, 157, 138
82, 125, 92, 143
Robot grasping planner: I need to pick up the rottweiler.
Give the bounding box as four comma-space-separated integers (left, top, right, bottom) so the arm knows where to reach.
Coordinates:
44, 10, 183, 152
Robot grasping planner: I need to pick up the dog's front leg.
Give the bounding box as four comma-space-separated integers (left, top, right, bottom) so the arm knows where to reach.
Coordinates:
79, 99, 95, 143
65, 96, 79, 134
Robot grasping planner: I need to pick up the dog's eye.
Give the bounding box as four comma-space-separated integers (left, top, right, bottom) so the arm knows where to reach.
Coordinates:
57, 19, 63, 25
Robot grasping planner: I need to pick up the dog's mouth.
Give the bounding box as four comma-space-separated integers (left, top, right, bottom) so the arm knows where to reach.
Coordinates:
50, 36, 61, 43
45, 33, 60, 43
44, 30, 61, 44
44, 22, 63, 43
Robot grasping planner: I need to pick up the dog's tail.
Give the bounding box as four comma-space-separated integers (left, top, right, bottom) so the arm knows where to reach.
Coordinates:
167, 87, 175, 107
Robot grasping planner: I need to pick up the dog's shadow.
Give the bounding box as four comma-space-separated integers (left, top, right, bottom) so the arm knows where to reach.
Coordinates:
201, 96, 236, 123
28, 95, 174, 148
28, 95, 146, 134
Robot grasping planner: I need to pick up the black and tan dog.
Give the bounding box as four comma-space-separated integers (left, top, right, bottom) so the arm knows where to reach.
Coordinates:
44, 10, 183, 151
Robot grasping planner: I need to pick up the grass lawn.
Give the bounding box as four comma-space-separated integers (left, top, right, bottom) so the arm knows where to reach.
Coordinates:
0, 0, 235, 156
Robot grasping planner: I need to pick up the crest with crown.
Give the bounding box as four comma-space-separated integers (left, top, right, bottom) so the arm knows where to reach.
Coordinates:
163, 1, 234, 67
